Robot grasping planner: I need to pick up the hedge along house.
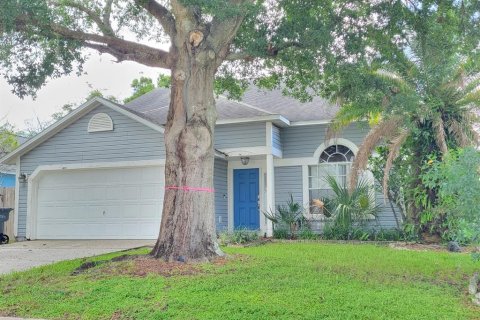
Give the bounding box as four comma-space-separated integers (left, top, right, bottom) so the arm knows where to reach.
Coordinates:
1, 87, 399, 241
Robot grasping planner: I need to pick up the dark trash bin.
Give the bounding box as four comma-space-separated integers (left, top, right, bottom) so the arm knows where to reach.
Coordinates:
0, 208, 13, 244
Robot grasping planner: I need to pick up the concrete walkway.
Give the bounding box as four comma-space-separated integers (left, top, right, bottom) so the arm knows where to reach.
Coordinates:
0, 240, 154, 275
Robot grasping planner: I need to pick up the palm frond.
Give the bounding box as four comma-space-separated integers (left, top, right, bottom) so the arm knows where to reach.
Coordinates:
383, 129, 410, 200
432, 116, 448, 155
462, 74, 480, 95
375, 69, 406, 85
325, 175, 379, 228
326, 102, 378, 141
349, 116, 403, 189
457, 86, 480, 107
375, 69, 413, 93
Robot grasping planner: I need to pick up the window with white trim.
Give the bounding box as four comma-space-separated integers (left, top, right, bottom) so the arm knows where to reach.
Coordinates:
308, 144, 354, 214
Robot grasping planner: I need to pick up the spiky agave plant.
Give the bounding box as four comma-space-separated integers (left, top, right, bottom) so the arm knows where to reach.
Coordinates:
263, 194, 304, 238
324, 175, 379, 230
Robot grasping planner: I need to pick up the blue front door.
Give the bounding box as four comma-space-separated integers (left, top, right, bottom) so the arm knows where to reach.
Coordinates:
234, 168, 260, 230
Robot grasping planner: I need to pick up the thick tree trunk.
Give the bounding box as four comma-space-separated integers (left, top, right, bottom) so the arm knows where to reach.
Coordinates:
151, 43, 222, 262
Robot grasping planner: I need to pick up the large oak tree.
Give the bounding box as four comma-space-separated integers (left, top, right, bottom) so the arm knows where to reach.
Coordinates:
1, 0, 413, 261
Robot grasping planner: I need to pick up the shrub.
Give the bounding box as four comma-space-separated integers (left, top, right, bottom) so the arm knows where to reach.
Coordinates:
218, 228, 259, 245
321, 225, 412, 242
272, 228, 290, 239
323, 175, 379, 230
298, 226, 318, 240
421, 148, 480, 245
263, 194, 305, 239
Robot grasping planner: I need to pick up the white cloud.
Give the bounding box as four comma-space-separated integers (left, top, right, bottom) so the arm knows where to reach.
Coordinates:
0, 52, 166, 130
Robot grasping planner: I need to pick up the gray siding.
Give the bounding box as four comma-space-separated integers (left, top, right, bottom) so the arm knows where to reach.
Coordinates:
272, 125, 282, 151
214, 123, 266, 149
274, 166, 303, 207
214, 158, 228, 232
17, 105, 166, 237
272, 171, 400, 231
370, 184, 402, 229
281, 123, 369, 158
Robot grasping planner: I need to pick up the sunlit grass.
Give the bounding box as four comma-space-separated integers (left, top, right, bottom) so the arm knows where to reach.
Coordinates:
0, 243, 478, 319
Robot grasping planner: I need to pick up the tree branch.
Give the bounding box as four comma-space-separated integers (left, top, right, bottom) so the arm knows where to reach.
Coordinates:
134, 0, 176, 37
225, 41, 303, 61
82, 42, 166, 67
48, 23, 173, 68
102, 0, 115, 35
207, 0, 255, 61
224, 51, 254, 61
49, 0, 115, 36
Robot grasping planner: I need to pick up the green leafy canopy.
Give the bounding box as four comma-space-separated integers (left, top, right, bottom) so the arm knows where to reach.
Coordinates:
0, 0, 428, 101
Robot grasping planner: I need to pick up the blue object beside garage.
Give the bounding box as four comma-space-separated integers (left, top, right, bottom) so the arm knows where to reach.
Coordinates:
0, 173, 15, 188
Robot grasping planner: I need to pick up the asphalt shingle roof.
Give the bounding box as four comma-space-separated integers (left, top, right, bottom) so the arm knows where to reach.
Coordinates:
124, 86, 338, 125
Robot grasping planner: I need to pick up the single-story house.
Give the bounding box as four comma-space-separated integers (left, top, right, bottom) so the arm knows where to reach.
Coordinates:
0, 87, 399, 241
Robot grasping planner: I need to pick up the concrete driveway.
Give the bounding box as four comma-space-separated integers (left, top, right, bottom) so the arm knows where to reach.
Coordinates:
0, 240, 154, 275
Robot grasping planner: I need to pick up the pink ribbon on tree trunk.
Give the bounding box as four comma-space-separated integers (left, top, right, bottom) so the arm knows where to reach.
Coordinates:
164, 186, 215, 193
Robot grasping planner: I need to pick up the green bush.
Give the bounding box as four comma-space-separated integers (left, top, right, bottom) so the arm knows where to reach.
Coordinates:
297, 227, 318, 240
421, 148, 480, 245
263, 195, 305, 239
218, 228, 259, 245
323, 175, 379, 230
272, 228, 290, 239
321, 225, 412, 242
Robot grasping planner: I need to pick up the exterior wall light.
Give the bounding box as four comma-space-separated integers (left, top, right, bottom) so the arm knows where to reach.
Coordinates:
240, 157, 250, 165
18, 173, 27, 183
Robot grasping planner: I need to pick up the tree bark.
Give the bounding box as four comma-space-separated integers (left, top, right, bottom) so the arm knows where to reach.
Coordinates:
150, 38, 223, 262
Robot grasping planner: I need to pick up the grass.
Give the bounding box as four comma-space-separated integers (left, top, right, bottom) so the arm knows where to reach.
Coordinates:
0, 242, 479, 319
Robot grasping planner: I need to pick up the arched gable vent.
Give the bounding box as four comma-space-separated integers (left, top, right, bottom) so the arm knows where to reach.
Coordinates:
88, 113, 114, 132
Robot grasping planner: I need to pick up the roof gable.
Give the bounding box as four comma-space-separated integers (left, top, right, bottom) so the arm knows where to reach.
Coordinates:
0, 97, 164, 165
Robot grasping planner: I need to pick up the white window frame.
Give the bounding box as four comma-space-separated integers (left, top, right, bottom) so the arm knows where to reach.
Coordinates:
308, 144, 354, 215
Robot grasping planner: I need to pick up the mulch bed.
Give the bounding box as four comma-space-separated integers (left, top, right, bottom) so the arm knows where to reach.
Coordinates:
73, 254, 232, 277
388, 242, 479, 253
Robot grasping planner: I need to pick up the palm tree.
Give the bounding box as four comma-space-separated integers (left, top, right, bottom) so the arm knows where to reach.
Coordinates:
330, 28, 480, 229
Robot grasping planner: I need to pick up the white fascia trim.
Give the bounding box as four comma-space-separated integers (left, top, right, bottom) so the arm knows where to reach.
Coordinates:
97, 98, 165, 133
289, 120, 333, 126
214, 150, 228, 159
13, 157, 20, 238
216, 115, 290, 128
218, 146, 269, 157
274, 157, 318, 167
28, 159, 166, 181
272, 148, 283, 158
266, 122, 273, 149
26, 159, 166, 240
302, 165, 309, 208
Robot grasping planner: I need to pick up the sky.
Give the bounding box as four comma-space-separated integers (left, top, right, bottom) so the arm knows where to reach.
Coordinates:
0, 53, 165, 131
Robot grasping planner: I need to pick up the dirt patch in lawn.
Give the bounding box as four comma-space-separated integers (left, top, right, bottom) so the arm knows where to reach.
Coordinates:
388, 242, 479, 253
73, 254, 234, 277
111, 255, 231, 277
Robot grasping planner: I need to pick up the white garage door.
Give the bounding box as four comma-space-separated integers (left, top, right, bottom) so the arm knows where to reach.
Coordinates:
35, 166, 164, 239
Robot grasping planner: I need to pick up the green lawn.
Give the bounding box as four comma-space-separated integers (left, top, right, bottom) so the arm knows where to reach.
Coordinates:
0, 242, 479, 319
